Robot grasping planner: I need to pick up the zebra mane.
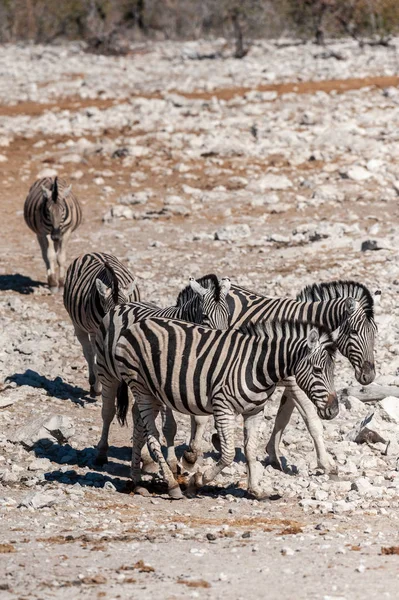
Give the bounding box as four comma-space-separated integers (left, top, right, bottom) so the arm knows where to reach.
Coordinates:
176, 273, 222, 305
240, 319, 336, 357
52, 176, 58, 202
103, 261, 119, 303
297, 280, 375, 321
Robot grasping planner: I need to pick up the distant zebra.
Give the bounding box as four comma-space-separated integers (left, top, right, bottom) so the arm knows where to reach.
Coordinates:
177, 278, 377, 472
63, 252, 139, 397
24, 177, 82, 291
94, 275, 231, 467
110, 317, 337, 499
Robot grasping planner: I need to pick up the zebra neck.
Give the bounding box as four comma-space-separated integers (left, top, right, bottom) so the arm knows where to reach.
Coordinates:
176, 296, 201, 322
256, 335, 308, 385
317, 298, 349, 330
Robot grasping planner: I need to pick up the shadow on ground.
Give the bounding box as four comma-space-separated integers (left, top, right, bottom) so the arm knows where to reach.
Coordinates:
6, 369, 90, 405
0, 273, 45, 294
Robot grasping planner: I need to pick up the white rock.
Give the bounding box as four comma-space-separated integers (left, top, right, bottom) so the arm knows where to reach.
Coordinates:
379, 397, 399, 423
345, 166, 373, 182
19, 491, 59, 510
247, 174, 293, 192
58, 153, 82, 164
0, 154, 8, 162
10, 414, 75, 449
37, 168, 58, 178
215, 224, 251, 242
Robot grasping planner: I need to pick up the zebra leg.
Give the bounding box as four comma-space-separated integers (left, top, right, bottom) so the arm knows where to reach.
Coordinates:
89, 333, 102, 396
184, 415, 209, 465
289, 385, 336, 474
266, 391, 295, 471
131, 401, 146, 487
136, 395, 183, 499
95, 377, 119, 465
56, 230, 71, 288
74, 326, 98, 397
244, 411, 267, 498
161, 406, 178, 475
37, 234, 58, 291
191, 407, 235, 491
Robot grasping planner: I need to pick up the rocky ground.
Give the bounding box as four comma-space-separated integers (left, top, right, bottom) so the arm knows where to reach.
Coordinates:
0, 37, 399, 599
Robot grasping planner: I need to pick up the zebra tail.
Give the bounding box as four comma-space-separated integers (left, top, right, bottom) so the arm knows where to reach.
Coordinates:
116, 380, 129, 426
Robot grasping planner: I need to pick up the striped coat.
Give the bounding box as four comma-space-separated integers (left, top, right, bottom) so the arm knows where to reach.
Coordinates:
63, 252, 139, 397
177, 278, 377, 472
24, 176, 82, 290
93, 274, 231, 467
110, 316, 337, 498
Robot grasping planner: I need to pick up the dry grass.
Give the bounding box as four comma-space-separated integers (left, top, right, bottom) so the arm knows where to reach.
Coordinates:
381, 546, 399, 555
177, 579, 211, 588
278, 525, 303, 535
0, 543, 16, 553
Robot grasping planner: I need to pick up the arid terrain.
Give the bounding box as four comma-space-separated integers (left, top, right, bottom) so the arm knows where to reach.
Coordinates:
0, 38, 399, 599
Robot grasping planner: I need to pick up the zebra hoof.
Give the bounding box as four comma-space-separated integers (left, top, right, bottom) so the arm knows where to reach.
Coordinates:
134, 485, 151, 497
49, 286, 59, 294
168, 485, 184, 500
211, 433, 221, 453
183, 449, 198, 464
89, 386, 102, 398
93, 454, 108, 467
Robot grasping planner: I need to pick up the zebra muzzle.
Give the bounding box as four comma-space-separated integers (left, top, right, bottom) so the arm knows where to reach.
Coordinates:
356, 361, 375, 386
322, 392, 339, 420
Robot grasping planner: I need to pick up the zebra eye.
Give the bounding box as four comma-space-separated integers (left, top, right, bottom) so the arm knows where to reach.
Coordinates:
313, 366, 323, 375
350, 330, 359, 336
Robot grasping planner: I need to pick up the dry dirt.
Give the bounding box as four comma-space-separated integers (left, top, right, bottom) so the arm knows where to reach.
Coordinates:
1, 40, 399, 600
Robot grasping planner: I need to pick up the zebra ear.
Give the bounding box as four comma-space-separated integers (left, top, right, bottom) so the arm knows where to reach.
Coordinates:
345, 297, 357, 315
220, 277, 231, 297
331, 328, 340, 343
123, 279, 137, 299
96, 278, 111, 303
373, 290, 382, 306
307, 329, 320, 351
189, 277, 207, 297
41, 185, 52, 200
63, 184, 72, 197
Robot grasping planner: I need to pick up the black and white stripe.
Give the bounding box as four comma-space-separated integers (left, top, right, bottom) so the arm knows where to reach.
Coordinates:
24, 176, 82, 290
63, 252, 139, 397
94, 274, 231, 467
111, 317, 337, 498
178, 277, 377, 470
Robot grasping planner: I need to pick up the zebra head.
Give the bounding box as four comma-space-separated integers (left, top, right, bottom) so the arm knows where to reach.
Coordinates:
41, 177, 72, 242
334, 296, 378, 386
293, 325, 338, 421
297, 280, 378, 387
96, 262, 137, 313
189, 275, 231, 329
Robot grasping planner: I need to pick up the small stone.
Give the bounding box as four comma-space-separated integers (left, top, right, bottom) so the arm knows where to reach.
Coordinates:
215, 224, 251, 241
206, 533, 217, 541
361, 240, 382, 252
281, 547, 295, 556
242, 531, 251, 539
344, 166, 372, 182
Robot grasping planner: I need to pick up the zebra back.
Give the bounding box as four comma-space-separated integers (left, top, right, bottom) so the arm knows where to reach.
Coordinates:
224, 279, 376, 384
24, 177, 82, 238
63, 252, 139, 334
113, 316, 337, 421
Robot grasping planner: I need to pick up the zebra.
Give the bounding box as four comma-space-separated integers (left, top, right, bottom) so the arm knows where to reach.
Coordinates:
177, 278, 377, 472
24, 177, 82, 291
63, 252, 139, 397
109, 316, 338, 499
94, 275, 231, 468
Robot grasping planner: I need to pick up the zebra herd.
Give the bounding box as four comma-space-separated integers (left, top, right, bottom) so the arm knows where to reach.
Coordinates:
23, 176, 379, 499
